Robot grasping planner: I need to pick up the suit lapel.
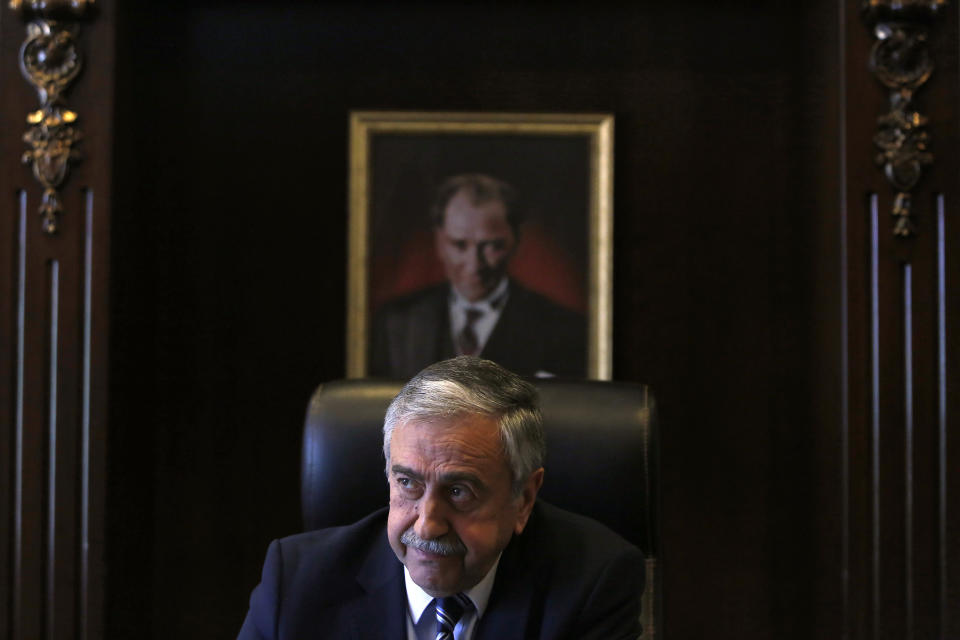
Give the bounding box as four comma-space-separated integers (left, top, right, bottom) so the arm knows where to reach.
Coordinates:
474, 530, 545, 639
434, 285, 456, 361
347, 533, 407, 640
482, 283, 530, 366
405, 285, 455, 371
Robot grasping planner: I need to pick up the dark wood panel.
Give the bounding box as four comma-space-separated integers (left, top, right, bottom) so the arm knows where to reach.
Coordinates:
104, 3, 849, 639
927, 14, 960, 639
0, 10, 41, 639
907, 190, 951, 640
0, 190, 22, 640
0, 1, 954, 639
842, 2, 959, 639
0, 3, 115, 639
945, 199, 960, 639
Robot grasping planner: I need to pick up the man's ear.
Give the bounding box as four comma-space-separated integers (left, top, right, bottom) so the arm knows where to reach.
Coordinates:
513, 467, 545, 535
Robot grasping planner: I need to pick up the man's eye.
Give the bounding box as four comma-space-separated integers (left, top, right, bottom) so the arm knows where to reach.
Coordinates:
396, 476, 412, 489
452, 240, 468, 251
449, 485, 472, 501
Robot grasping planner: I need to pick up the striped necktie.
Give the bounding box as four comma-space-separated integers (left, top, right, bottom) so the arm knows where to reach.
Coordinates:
457, 308, 484, 355
435, 593, 472, 640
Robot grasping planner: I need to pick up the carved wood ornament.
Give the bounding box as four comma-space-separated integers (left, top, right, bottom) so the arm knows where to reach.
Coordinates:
11, 0, 94, 234
862, 0, 947, 237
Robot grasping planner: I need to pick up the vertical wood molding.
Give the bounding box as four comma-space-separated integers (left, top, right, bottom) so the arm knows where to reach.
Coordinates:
934, 195, 947, 632
868, 192, 881, 637
902, 260, 914, 636
1, 2, 113, 639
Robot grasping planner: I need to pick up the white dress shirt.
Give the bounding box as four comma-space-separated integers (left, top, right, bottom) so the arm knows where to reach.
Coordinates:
448, 278, 509, 356
404, 556, 501, 640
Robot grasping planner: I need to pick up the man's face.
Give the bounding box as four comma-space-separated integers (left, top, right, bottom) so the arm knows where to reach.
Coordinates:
435, 190, 517, 302
386, 413, 542, 597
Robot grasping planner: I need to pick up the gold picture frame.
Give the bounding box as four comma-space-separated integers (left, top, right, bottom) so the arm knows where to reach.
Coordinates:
347, 111, 613, 380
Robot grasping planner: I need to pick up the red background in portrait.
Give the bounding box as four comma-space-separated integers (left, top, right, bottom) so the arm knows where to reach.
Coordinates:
367, 133, 591, 318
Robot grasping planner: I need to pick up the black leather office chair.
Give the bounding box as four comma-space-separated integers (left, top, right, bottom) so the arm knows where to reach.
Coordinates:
301, 378, 660, 638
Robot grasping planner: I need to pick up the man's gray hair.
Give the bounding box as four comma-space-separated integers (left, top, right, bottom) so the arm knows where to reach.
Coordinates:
383, 356, 545, 495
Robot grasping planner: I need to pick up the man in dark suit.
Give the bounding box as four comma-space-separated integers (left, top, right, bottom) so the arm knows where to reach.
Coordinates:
238, 357, 643, 640
370, 174, 586, 379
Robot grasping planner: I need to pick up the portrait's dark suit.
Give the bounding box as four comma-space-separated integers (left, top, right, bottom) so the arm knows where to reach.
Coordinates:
370, 281, 586, 379
237, 500, 644, 640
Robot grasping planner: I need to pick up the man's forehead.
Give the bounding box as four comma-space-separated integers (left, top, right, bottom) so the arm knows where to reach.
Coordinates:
443, 192, 509, 224
390, 415, 511, 482
392, 414, 504, 452
395, 412, 497, 434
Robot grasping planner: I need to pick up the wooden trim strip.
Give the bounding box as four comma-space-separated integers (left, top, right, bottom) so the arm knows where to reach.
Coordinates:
46, 258, 59, 640
13, 191, 27, 640
80, 188, 94, 640
870, 192, 881, 639
936, 194, 947, 636
903, 261, 914, 638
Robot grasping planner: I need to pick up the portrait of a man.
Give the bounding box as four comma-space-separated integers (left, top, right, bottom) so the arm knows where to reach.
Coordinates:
370, 173, 586, 379
347, 112, 614, 380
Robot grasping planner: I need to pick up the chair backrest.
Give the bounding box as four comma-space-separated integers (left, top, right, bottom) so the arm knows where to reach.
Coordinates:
301, 377, 660, 637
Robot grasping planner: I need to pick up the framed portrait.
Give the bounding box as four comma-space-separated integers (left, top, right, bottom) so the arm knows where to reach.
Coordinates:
347, 111, 613, 380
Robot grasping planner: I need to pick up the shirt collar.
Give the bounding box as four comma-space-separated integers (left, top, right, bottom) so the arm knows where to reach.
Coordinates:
403, 554, 502, 624
449, 277, 509, 313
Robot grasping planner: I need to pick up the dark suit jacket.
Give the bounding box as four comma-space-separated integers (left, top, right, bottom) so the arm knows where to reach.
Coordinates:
237, 501, 644, 640
370, 281, 587, 379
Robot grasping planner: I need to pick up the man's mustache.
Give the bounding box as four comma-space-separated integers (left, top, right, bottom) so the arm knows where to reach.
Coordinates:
400, 529, 467, 557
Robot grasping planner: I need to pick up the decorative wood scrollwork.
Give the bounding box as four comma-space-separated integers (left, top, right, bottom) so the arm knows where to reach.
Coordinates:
10, 0, 94, 234
862, 0, 946, 237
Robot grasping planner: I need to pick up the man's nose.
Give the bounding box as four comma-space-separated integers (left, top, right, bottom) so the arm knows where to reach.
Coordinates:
461, 245, 481, 275
414, 491, 449, 540
472, 244, 490, 270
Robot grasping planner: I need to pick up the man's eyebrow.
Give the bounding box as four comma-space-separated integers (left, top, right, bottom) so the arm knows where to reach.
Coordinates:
389, 466, 487, 490
390, 465, 423, 480
437, 471, 486, 489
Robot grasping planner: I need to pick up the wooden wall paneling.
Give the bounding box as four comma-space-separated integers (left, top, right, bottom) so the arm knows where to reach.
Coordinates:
801, 2, 846, 636
841, 6, 874, 633
102, 3, 847, 638
1, 12, 26, 637
931, 10, 960, 638
38, 1, 951, 638
928, 11, 960, 634
0, 10, 46, 637
946, 194, 960, 637
0, 54, 19, 635
0, 2, 114, 639
945, 185, 960, 640
843, 2, 958, 638
0, 187, 14, 640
